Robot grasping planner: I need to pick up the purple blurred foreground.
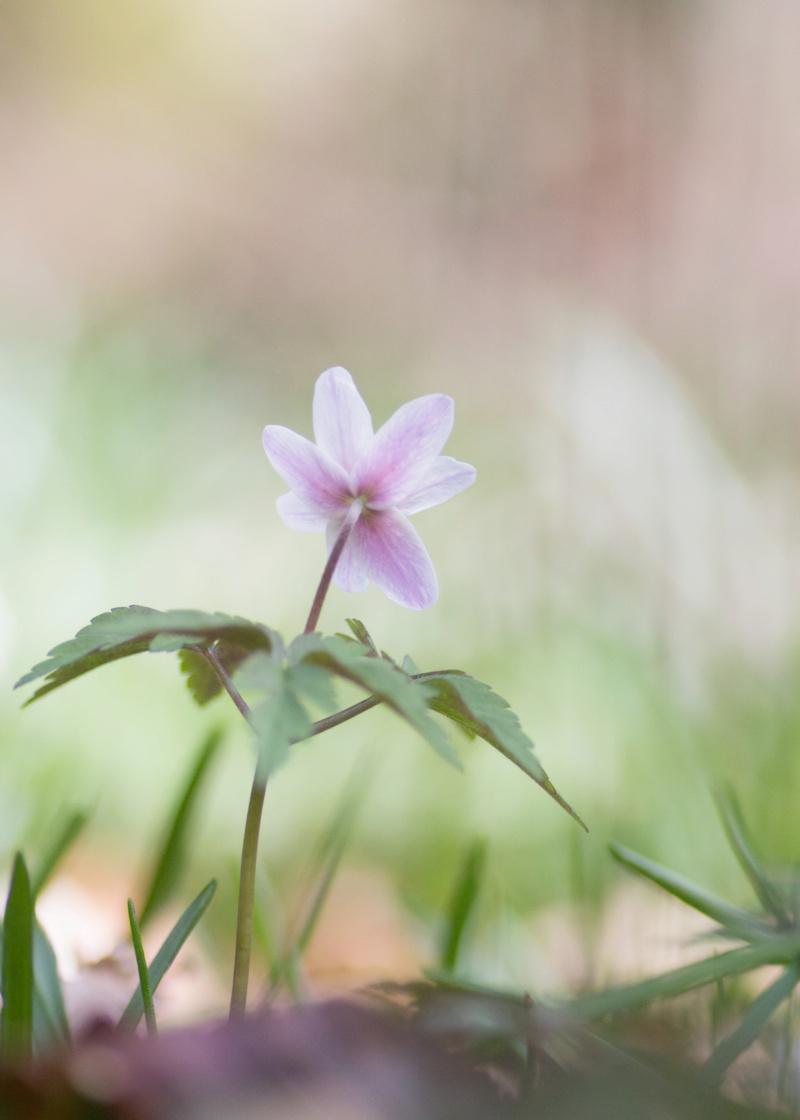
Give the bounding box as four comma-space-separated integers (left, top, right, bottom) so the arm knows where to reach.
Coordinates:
0, 998, 778, 1120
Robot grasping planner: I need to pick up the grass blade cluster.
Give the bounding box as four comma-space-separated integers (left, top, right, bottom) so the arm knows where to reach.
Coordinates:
609, 842, 764, 939
31, 810, 90, 899
700, 959, 800, 1090
138, 728, 224, 927
119, 879, 217, 1031
439, 837, 487, 973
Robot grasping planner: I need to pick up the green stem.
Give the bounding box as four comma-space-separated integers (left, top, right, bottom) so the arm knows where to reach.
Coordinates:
303, 501, 363, 635
199, 645, 265, 1018
307, 670, 464, 737
202, 643, 253, 723
229, 772, 267, 1018
201, 632, 462, 1018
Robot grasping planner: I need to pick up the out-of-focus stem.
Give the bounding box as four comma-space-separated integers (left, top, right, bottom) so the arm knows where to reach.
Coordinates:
198, 644, 264, 1019
229, 772, 267, 1018
307, 670, 464, 737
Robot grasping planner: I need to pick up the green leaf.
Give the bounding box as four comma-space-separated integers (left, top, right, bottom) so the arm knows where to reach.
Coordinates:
440, 837, 487, 973
609, 842, 766, 940
424, 673, 585, 828
235, 650, 315, 777
127, 900, 157, 1039
234, 648, 281, 692
179, 628, 285, 707
699, 958, 800, 1090
278, 634, 339, 710
285, 663, 338, 711
250, 684, 313, 779
564, 929, 800, 1021
177, 649, 218, 705
1, 854, 33, 1063
138, 728, 225, 927
344, 619, 380, 657
301, 636, 461, 769
32, 921, 70, 1050
31, 809, 90, 899
715, 790, 790, 925
118, 879, 217, 1031
149, 633, 205, 653
16, 606, 274, 705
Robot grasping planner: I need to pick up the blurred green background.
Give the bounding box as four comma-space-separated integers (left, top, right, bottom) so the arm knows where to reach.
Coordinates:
2, 0, 800, 1003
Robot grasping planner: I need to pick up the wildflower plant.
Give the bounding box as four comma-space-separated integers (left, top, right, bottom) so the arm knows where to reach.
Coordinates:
11, 367, 582, 1039
5, 369, 800, 1116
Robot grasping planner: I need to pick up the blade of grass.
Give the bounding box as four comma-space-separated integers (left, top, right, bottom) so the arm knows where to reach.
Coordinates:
269, 761, 373, 998
127, 900, 157, 1038
714, 790, 790, 925
1, 854, 33, 1063
139, 728, 224, 927
294, 833, 348, 961
31, 810, 90, 899
564, 930, 800, 1021
118, 879, 216, 1031
251, 865, 304, 1003
699, 957, 800, 1090
292, 759, 373, 959
439, 838, 487, 973
268, 812, 351, 999
32, 921, 70, 1049
424, 928, 800, 1025
1, 920, 71, 1054
32, 988, 58, 1056
777, 974, 797, 1108
304, 754, 375, 883
609, 842, 766, 940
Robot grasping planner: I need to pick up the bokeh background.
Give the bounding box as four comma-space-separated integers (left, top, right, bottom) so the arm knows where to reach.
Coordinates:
2, 0, 800, 1011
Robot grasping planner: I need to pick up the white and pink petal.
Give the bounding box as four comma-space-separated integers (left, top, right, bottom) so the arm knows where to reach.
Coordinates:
312, 367, 374, 473
262, 425, 351, 514
394, 455, 476, 515
275, 491, 329, 531
353, 394, 454, 507
353, 507, 438, 610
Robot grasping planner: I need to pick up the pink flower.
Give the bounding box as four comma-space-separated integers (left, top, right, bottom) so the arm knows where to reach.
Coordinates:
263, 367, 476, 609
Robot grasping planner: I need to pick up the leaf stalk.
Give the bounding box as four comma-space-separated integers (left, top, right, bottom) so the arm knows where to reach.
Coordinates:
201, 644, 253, 723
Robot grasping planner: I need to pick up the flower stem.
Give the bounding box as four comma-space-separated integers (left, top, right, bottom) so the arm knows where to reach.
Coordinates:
229, 771, 267, 1018
200, 628, 462, 1018
303, 500, 363, 635
198, 645, 264, 1019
